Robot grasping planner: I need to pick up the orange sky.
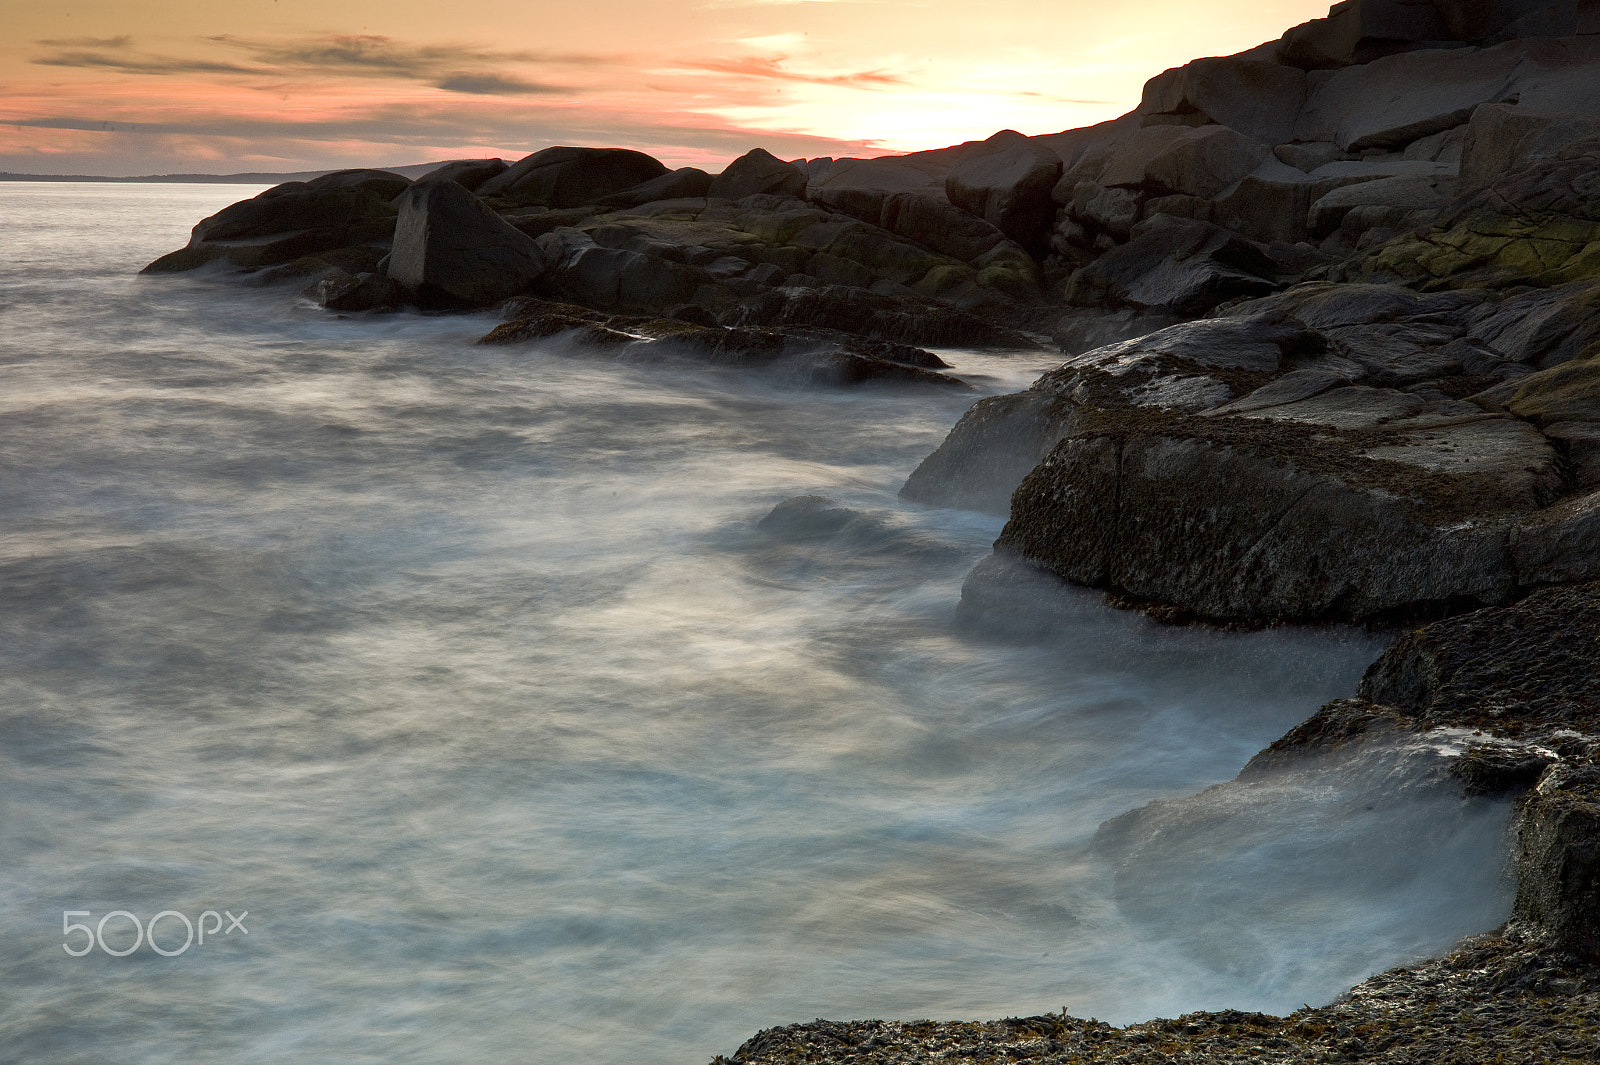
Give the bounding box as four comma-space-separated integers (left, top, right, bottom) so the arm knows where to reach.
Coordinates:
1, 1, 1334, 176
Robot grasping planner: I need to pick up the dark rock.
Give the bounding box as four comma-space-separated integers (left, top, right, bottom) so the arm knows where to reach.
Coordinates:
1452, 742, 1559, 796
757, 495, 860, 538
306, 168, 413, 200
1137, 54, 1306, 144
478, 313, 633, 348
1097, 125, 1269, 200
708, 149, 806, 201
1360, 580, 1600, 732
945, 132, 1062, 254
993, 389, 1570, 623
724, 284, 1034, 348
1278, 0, 1454, 69
386, 179, 549, 308
476, 146, 670, 207
188, 183, 396, 244
1460, 103, 1600, 193
595, 167, 713, 208
417, 158, 508, 192
1064, 220, 1288, 316
306, 269, 404, 312
900, 391, 1078, 515
1362, 134, 1600, 289
1514, 762, 1600, 959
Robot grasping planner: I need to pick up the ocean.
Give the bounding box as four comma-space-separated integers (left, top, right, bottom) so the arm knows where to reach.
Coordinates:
0, 182, 1514, 1063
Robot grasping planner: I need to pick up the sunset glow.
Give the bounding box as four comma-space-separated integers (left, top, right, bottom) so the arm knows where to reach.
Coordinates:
2, 2, 1335, 175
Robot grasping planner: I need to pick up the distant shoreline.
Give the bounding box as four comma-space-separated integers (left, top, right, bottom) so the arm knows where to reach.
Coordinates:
0, 162, 444, 185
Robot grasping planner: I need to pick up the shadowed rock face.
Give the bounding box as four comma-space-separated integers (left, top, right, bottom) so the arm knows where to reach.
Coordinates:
476, 146, 670, 207
386, 180, 549, 308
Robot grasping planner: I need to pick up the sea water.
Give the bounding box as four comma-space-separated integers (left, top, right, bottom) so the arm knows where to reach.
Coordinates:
0, 183, 1514, 1063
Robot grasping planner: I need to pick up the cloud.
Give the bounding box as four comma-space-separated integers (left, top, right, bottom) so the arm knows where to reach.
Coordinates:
32, 50, 266, 76
681, 55, 905, 88
30, 34, 606, 97
435, 74, 565, 95
221, 34, 611, 80
35, 36, 133, 48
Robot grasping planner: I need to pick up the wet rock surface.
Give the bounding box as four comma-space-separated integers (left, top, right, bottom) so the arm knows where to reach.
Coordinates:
713, 932, 1600, 1065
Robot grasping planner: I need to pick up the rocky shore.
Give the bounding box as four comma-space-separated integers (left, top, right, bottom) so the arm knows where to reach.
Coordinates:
142, 0, 1600, 1057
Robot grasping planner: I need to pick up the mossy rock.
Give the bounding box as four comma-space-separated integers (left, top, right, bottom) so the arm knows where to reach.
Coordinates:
1509, 354, 1600, 427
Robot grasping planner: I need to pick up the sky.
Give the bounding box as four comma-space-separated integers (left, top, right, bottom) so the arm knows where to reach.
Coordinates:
1, 1, 1334, 176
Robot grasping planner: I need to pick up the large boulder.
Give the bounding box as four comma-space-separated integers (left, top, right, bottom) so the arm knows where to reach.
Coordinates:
1459, 102, 1600, 192
304, 168, 413, 200
141, 180, 398, 273
945, 132, 1063, 254
476, 147, 670, 207
1278, 0, 1454, 69
1294, 42, 1524, 151
1306, 164, 1456, 236
900, 391, 1079, 514
1096, 124, 1270, 200
386, 179, 549, 308
805, 156, 948, 219
416, 158, 508, 192
995, 401, 1561, 623
1137, 55, 1307, 145
708, 149, 807, 200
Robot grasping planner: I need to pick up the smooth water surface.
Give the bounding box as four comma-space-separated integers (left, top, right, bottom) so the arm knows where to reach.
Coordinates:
0, 184, 1514, 1064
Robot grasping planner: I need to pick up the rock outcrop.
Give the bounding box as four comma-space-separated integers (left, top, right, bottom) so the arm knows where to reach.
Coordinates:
387, 179, 550, 308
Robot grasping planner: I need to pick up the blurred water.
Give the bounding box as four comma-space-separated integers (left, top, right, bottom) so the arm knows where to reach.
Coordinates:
0, 183, 1513, 1063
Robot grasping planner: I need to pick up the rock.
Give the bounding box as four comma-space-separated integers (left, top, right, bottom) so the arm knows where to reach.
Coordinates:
1515, 763, 1600, 960
1278, 0, 1454, 69
900, 391, 1079, 514
1471, 279, 1600, 368
547, 243, 708, 314
1213, 156, 1447, 244
1097, 125, 1269, 200
1064, 219, 1288, 316
306, 168, 413, 200
1460, 102, 1600, 192
1294, 43, 1524, 151
1361, 134, 1600, 289
386, 179, 549, 308
805, 156, 948, 220
708, 149, 807, 201
945, 132, 1062, 253
1274, 141, 1348, 171
724, 284, 1033, 348
1439, 0, 1584, 44
594, 167, 713, 208
416, 158, 508, 192
757, 495, 860, 538
476, 146, 670, 206
305, 269, 404, 312
1451, 742, 1559, 796
186, 183, 396, 245
1070, 183, 1142, 239
1306, 165, 1456, 236
995, 405, 1547, 623
1137, 55, 1307, 144
140, 181, 399, 273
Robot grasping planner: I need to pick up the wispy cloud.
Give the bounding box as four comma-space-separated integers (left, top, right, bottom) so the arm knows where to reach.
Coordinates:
35, 36, 133, 48
435, 73, 563, 95
31, 34, 601, 96
33, 49, 266, 76
680, 55, 905, 88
